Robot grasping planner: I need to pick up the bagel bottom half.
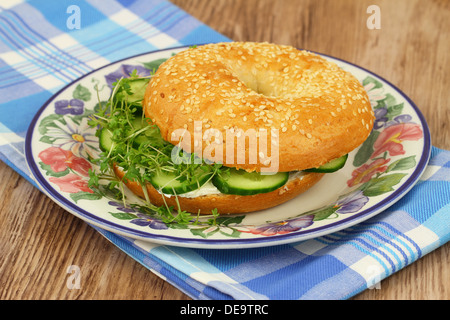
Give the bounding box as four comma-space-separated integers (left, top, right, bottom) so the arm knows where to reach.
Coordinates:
113, 165, 324, 215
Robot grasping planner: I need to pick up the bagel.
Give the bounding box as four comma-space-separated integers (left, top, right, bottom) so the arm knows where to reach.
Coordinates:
144, 42, 374, 172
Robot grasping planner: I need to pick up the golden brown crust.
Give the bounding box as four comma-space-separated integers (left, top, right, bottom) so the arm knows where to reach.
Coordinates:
144, 42, 374, 172
113, 165, 324, 215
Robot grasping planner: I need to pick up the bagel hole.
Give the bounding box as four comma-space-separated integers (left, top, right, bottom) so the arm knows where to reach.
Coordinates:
225, 62, 279, 97
235, 71, 278, 97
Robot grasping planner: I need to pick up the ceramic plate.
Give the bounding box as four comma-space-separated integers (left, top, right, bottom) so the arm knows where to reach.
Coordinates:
25, 46, 431, 249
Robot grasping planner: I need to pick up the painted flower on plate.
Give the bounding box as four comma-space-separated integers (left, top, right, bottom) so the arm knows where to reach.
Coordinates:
364, 82, 387, 107
189, 224, 237, 238
108, 201, 137, 213
373, 107, 389, 130
55, 99, 84, 115
385, 114, 413, 128
39, 146, 91, 176
347, 158, 390, 187
44, 117, 98, 158
333, 190, 369, 214
371, 123, 423, 159
241, 215, 314, 236
105, 64, 151, 88
130, 213, 168, 230
107, 201, 168, 230
374, 107, 414, 130
49, 173, 93, 194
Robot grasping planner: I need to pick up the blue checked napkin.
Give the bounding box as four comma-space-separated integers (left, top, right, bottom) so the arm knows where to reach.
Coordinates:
1, 0, 449, 300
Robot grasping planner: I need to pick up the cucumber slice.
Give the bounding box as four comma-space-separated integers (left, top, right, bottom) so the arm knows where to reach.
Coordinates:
124, 78, 149, 103
99, 128, 114, 152
150, 167, 214, 195
212, 168, 289, 196
99, 117, 146, 152
113, 78, 150, 111
304, 154, 348, 173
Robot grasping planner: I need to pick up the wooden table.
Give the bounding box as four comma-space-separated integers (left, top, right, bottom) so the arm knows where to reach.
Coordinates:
1, 0, 449, 300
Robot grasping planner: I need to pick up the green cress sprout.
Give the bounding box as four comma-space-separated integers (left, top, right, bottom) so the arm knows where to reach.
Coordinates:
88, 71, 221, 225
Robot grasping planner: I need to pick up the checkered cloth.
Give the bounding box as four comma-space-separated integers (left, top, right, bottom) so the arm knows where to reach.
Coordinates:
1, 0, 449, 300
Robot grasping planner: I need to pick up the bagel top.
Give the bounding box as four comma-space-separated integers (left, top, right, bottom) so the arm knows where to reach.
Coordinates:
143, 42, 374, 172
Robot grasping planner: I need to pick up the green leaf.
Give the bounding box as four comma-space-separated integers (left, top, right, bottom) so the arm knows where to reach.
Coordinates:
70, 191, 102, 203
94, 100, 109, 113
312, 206, 339, 221
215, 215, 245, 226
382, 93, 397, 108
142, 58, 167, 72
220, 228, 242, 238
362, 76, 383, 89
73, 84, 91, 101
386, 156, 416, 173
109, 212, 137, 220
353, 130, 380, 167
190, 227, 219, 239
362, 173, 407, 197
38, 114, 65, 135
387, 102, 404, 121
39, 162, 70, 177
39, 135, 58, 144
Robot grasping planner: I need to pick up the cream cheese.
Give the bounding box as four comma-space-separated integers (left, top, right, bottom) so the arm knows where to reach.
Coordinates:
161, 171, 304, 198
176, 181, 222, 198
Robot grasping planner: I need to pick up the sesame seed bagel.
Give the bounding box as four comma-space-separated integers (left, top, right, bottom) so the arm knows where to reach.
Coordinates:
113, 164, 324, 214
144, 42, 374, 172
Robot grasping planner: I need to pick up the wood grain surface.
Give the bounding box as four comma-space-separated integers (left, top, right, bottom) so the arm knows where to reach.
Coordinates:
1, 0, 449, 300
